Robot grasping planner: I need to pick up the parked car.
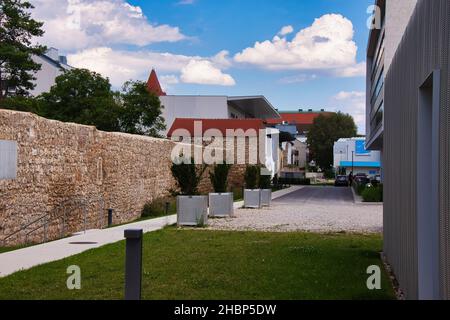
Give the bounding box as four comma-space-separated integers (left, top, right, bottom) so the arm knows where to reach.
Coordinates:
354, 173, 370, 186
335, 175, 349, 187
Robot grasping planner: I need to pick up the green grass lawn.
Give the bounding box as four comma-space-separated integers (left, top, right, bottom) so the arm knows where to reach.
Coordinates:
0, 229, 395, 300
0, 245, 30, 254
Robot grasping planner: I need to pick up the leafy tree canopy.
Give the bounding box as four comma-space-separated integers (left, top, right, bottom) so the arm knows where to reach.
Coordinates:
307, 112, 357, 170
38, 69, 121, 132
119, 80, 166, 137
0, 0, 46, 98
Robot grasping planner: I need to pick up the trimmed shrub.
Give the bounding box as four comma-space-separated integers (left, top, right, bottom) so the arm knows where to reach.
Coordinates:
244, 165, 259, 189
171, 156, 207, 195
361, 185, 383, 202
210, 164, 231, 193
142, 197, 176, 218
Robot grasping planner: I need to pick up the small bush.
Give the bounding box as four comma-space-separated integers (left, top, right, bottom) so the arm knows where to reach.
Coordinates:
171, 156, 207, 195
353, 182, 366, 196
210, 163, 231, 193
361, 185, 383, 202
142, 197, 177, 218
245, 165, 259, 189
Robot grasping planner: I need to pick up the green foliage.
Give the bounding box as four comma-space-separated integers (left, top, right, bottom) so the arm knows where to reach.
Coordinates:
38, 69, 121, 132
324, 168, 336, 180
244, 165, 259, 189
307, 112, 357, 170
171, 156, 207, 195
0, 0, 46, 98
4, 71, 167, 137
119, 80, 166, 137
0, 95, 41, 113
259, 171, 272, 189
354, 182, 366, 196
362, 185, 383, 203
209, 163, 231, 193
142, 197, 176, 218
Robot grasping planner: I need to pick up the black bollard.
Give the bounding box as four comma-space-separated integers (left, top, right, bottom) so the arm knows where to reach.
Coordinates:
124, 229, 143, 300
108, 209, 113, 227
165, 202, 170, 216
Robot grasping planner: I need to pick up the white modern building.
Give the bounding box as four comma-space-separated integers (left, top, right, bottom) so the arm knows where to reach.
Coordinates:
282, 138, 307, 169
333, 138, 381, 177
146, 69, 281, 136
160, 95, 280, 136
30, 48, 72, 96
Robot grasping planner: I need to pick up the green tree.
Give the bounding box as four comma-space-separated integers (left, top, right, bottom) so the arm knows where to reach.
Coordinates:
119, 80, 166, 137
0, 95, 41, 112
307, 112, 357, 170
39, 69, 121, 132
0, 0, 46, 98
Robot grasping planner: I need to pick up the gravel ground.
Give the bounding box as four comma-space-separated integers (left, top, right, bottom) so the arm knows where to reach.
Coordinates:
207, 187, 383, 234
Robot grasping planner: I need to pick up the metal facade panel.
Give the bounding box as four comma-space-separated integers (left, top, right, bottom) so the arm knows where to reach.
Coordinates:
0, 140, 17, 180
384, 0, 450, 299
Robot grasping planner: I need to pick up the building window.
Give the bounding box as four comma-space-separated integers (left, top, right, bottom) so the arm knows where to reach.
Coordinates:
371, 68, 384, 107
370, 101, 384, 133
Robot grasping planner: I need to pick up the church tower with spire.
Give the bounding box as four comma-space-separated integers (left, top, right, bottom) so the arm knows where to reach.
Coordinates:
146, 69, 166, 96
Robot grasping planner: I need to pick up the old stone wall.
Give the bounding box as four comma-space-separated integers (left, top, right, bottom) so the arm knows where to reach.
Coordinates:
0, 110, 246, 245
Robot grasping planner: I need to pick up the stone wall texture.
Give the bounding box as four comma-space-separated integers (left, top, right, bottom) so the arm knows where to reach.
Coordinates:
0, 110, 247, 246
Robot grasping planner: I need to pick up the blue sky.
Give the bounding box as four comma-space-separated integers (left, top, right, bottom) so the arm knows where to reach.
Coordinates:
31, 0, 374, 134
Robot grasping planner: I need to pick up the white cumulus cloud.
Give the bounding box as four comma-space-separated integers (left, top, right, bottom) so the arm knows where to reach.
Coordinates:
278, 25, 294, 36
67, 47, 235, 88
31, 0, 187, 51
181, 60, 236, 86
234, 14, 365, 77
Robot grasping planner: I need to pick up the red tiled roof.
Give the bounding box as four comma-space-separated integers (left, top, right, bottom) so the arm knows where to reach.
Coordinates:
146, 69, 166, 96
265, 112, 334, 125
167, 118, 267, 137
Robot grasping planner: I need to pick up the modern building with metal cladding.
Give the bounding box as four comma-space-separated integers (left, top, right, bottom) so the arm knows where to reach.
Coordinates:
366, 0, 417, 151
384, 0, 450, 299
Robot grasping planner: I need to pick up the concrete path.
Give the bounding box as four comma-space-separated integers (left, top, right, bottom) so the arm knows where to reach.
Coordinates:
0, 215, 176, 278
0, 186, 302, 278
208, 186, 383, 234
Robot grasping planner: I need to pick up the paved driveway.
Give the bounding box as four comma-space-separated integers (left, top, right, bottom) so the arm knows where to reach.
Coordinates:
207, 186, 383, 234
274, 186, 354, 205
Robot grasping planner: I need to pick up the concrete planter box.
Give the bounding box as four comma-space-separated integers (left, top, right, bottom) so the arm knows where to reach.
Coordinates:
177, 196, 208, 226
209, 193, 234, 217
261, 189, 272, 207
244, 189, 262, 208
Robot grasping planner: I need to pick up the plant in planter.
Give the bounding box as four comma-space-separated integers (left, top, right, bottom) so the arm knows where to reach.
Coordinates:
259, 169, 272, 207
171, 156, 208, 226
209, 163, 234, 217
244, 165, 262, 208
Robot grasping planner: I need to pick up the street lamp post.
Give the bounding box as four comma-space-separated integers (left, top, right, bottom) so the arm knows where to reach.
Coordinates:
352, 151, 355, 174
